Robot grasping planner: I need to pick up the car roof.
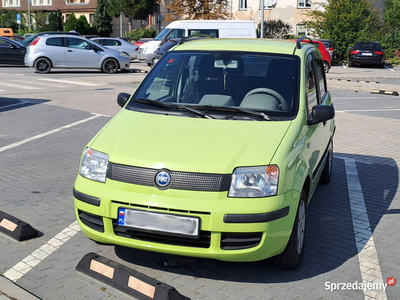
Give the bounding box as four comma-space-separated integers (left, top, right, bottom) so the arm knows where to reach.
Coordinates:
173, 39, 309, 56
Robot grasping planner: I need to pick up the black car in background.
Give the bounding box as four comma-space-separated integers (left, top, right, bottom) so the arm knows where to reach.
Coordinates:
0, 37, 26, 65
348, 41, 385, 68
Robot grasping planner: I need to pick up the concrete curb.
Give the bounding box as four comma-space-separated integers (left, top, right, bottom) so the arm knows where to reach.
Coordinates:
0, 276, 41, 300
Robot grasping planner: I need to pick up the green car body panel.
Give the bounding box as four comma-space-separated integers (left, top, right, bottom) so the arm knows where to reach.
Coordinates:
74, 38, 335, 263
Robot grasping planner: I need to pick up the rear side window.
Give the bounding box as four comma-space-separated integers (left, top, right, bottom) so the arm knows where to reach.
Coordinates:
188, 29, 219, 38
46, 37, 64, 47
104, 39, 121, 46
354, 43, 380, 50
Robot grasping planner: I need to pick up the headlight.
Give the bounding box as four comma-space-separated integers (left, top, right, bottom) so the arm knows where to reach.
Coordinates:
120, 52, 129, 58
228, 165, 279, 198
79, 148, 109, 183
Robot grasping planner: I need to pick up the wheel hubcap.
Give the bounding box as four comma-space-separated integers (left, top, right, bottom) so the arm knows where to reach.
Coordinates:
297, 201, 306, 254
106, 61, 116, 72
39, 61, 48, 71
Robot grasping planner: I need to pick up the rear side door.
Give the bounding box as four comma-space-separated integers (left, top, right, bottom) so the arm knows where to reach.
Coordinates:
44, 37, 66, 66
65, 37, 102, 67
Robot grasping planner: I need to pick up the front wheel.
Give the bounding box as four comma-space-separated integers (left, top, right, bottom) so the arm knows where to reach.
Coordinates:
34, 58, 51, 74
102, 58, 119, 74
273, 190, 306, 270
324, 61, 329, 73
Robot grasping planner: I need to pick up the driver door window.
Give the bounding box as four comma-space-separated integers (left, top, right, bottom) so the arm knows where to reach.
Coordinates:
306, 55, 318, 116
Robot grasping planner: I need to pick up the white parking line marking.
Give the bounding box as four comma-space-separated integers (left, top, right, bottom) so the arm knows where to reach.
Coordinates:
344, 158, 387, 300
0, 114, 103, 153
334, 97, 399, 100
337, 108, 400, 113
384, 66, 395, 72
38, 78, 100, 86
343, 64, 347, 69
10, 80, 70, 88
4, 221, 80, 282
0, 82, 42, 90
0, 100, 33, 110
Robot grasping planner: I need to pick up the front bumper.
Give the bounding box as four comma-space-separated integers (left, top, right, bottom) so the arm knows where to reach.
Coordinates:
74, 175, 300, 262
137, 52, 154, 64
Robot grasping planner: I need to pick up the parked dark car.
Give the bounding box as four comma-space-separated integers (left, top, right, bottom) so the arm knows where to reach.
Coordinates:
348, 41, 385, 68
21, 31, 81, 46
0, 37, 26, 65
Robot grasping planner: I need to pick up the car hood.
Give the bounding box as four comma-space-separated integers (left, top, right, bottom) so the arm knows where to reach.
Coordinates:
139, 41, 161, 51
90, 110, 291, 174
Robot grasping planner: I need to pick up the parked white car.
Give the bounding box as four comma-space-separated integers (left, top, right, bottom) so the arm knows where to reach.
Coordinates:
91, 37, 139, 60
24, 35, 131, 74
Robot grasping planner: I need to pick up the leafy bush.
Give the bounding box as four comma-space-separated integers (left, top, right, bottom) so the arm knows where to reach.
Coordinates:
124, 26, 157, 41
257, 19, 292, 39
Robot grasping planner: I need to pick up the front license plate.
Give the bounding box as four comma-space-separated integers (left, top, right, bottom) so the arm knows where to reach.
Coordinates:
117, 208, 200, 239
362, 53, 373, 56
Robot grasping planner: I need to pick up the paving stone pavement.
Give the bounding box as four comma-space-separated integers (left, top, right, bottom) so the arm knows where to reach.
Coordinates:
1, 69, 399, 300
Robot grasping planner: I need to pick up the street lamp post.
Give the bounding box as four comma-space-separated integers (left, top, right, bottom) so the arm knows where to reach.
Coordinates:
28, 0, 31, 31
260, 0, 264, 38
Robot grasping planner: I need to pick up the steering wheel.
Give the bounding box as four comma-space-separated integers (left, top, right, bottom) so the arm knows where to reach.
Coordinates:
243, 88, 288, 111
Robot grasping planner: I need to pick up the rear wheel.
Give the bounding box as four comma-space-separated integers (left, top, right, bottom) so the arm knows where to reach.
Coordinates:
319, 139, 333, 185
34, 58, 51, 74
348, 61, 353, 67
102, 58, 118, 74
273, 190, 306, 270
147, 62, 152, 67
323, 61, 329, 73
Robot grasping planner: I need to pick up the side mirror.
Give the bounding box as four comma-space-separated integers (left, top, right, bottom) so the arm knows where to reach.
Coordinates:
117, 92, 131, 108
10, 44, 17, 49
348, 46, 353, 50
308, 105, 335, 125
382, 46, 387, 50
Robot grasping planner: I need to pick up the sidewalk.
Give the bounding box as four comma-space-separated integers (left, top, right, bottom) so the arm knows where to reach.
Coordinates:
0, 276, 40, 300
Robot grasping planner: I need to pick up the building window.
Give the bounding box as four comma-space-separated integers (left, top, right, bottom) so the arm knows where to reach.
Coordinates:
298, 0, 311, 8
297, 24, 309, 36
89, 14, 95, 24
3, 0, 20, 7
65, 0, 89, 3
240, 0, 247, 10
260, 0, 273, 9
66, 14, 71, 21
32, 0, 52, 5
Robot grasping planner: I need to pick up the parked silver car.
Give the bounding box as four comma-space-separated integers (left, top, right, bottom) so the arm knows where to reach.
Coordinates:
91, 37, 139, 60
24, 35, 131, 74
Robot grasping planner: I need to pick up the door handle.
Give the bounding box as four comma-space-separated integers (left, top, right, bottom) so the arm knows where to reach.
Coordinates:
68, 50, 73, 52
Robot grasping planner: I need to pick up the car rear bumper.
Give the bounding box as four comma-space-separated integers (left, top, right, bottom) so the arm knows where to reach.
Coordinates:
350, 55, 383, 65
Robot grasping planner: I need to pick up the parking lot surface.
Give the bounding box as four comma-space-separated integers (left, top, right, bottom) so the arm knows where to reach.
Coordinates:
0, 64, 399, 300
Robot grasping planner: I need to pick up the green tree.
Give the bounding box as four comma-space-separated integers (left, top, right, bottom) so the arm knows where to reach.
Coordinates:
304, 0, 381, 61
257, 19, 292, 39
124, 26, 157, 40
165, 0, 229, 22
46, 11, 63, 31
0, 9, 19, 31
76, 15, 91, 35
93, 0, 113, 37
382, 0, 400, 57
108, 0, 157, 21
64, 12, 78, 32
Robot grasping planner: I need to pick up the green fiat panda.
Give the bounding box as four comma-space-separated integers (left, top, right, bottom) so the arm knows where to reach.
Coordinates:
73, 37, 335, 269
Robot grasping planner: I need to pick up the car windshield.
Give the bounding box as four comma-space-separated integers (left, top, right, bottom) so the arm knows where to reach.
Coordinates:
154, 28, 171, 41
128, 51, 300, 119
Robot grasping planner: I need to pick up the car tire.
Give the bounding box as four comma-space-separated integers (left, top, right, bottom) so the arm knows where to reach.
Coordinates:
147, 62, 152, 67
379, 62, 385, 68
102, 58, 119, 74
319, 139, 333, 185
323, 61, 329, 73
273, 190, 306, 270
348, 62, 353, 68
150, 58, 156, 68
34, 57, 52, 74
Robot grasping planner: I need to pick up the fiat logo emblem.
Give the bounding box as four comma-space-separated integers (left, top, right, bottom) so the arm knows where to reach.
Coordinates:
155, 170, 171, 189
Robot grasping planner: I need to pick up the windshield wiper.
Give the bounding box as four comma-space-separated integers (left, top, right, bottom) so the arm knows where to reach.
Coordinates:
131, 98, 172, 109
195, 105, 272, 121
175, 105, 214, 119
131, 99, 213, 119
